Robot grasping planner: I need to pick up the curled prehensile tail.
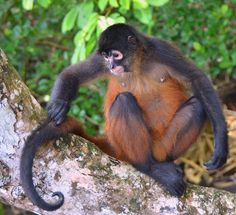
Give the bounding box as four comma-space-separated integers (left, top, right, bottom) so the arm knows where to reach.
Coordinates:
20, 116, 108, 211
20, 119, 66, 211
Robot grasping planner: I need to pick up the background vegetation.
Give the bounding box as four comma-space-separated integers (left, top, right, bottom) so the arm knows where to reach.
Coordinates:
0, 0, 236, 214
1, 0, 235, 135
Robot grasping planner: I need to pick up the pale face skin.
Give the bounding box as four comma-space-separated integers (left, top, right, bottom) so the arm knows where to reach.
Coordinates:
102, 50, 125, 76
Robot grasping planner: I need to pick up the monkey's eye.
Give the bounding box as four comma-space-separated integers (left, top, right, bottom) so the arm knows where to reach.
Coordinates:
112, 50, 123, 60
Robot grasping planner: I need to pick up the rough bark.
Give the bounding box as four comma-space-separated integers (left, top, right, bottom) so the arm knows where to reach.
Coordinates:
0, 48, 236, 215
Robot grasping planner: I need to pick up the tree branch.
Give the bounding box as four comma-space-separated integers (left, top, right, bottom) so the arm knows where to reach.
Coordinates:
0, 48, 236, 215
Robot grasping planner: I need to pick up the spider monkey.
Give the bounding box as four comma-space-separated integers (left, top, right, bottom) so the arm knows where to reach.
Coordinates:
20, 24, 228, 211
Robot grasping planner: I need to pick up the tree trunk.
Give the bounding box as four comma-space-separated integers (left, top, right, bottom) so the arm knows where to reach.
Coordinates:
0, 48, 236, 215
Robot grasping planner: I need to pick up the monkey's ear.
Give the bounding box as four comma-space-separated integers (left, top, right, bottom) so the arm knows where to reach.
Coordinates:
128, 36, 137, 45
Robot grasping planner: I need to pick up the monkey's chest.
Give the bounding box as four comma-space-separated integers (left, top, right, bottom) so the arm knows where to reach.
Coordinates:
104, 77, 187, 134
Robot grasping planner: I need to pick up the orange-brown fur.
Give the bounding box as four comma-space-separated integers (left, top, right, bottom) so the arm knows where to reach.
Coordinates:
66, 63, 203, 164
104, 65, 190, 163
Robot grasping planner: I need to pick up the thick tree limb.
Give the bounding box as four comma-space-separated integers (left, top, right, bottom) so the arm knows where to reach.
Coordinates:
0, 48, 236, 215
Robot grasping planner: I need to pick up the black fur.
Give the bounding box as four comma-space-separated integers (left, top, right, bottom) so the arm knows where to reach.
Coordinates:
134, 158, 186, 197
174, 96, 206, 146
110, 92, 145, 121
150, 38, 228, 169
47, 54, 108, 125
98, 24, 142, 54
148, 161, 186, 197
21, 23, 228, 211
20, 120, 65, 211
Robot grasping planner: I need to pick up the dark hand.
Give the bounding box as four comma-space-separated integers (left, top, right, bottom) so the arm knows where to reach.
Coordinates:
47, 99, 70, 125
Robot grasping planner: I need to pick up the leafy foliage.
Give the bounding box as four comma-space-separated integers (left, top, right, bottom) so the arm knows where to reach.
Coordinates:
155, 1, 236, 77
0, 0, 235, 136
0, 203, 3, 215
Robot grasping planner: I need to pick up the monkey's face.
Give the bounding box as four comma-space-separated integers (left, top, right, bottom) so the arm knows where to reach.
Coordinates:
98, 24, 140, 76
102, 50, 125, 76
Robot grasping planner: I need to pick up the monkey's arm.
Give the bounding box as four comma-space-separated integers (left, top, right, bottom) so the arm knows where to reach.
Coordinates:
47, 53, 107, 125
155, 39, 228, 170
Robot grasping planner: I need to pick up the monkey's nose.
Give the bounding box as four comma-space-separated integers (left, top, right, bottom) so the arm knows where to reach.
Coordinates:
111, 63, 115, 69
108, 61, 115, 70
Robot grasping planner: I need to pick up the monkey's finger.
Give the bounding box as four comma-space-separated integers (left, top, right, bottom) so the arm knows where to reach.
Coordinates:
47, 107, 59, 120
47, 102, 58, 115
174, 181, 186, 197
47, 106, 54, 118
47, 107, 55, 119
54, 104, 69, 125
46, 102, 53, 111
54, 111, 66, 125
54, 111, 65, 124
48, 103, 65, 121
166, 180, 186, 197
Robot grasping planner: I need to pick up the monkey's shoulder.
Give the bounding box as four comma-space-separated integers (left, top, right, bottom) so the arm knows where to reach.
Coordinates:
141, 62, 181, 85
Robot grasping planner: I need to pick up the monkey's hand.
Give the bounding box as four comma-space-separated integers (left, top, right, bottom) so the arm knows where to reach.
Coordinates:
47, 99, 70, 125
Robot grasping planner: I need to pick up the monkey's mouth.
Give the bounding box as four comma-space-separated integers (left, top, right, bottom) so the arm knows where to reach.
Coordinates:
110, 66, 125, 76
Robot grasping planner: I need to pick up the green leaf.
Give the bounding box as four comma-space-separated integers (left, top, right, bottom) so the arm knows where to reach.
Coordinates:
62, 7, 79, 33
72, 41, 86, 63
219, 60, 232, 69
74, 13, 98, 46
110, 13, 126, 23
79, 86, 89, 93
0, 204, 4, 215
193, 42, 202, 51
78, 2, 94, 29
86, 36, 97, 55
37, 0, 51, 8
221, 4, 228, 15
132, 0, 148, 9
98, 0, 108, 11
119, 0, 130, 10
109, 0, 119, 7
85, 14, 98, 41
96, 22, 104, 37
22, 0, 34, 10
231, 52, 236, 66
148, 0, 169, 7
74, 31, 84, 45
133, 7, 152, 24
219, 54, 232, 69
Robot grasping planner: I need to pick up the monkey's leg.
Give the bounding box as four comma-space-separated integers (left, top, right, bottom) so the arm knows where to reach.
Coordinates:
153, 96, 206, 161
107, 92, 152, 163
108, 92, 186, 197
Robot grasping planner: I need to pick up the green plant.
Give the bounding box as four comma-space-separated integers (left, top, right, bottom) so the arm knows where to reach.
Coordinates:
0, 203, 4, 215
1, 0, 235, 134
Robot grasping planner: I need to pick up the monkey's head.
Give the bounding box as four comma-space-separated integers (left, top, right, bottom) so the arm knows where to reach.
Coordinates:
98, 23, 143, 76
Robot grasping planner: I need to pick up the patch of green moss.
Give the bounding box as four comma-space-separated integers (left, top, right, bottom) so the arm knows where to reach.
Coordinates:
129, 197, 140, 212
